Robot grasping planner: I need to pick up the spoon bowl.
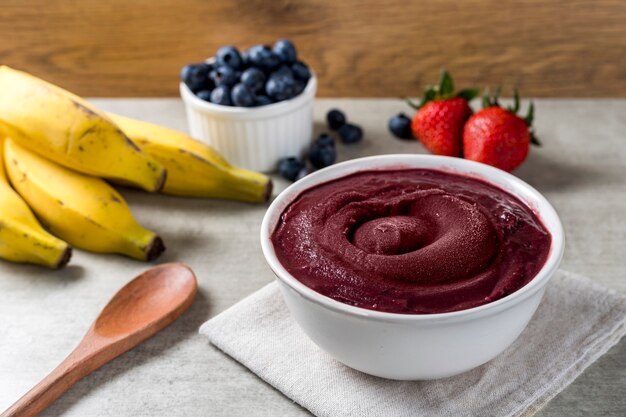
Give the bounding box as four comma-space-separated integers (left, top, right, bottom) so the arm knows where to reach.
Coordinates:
95, 263, 197, 337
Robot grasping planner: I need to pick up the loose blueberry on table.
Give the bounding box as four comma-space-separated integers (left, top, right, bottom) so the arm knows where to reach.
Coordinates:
181, 39, 312, 107
277, 120, 367, 183
309, 134, 337, 169
338, 123, 363, 144
277, 133, 339, 182
326, 109, 346, 130
278, 110, 367, 182
388, 113, 414, 139
278, 157, 306, 182
315, 133, 335, 148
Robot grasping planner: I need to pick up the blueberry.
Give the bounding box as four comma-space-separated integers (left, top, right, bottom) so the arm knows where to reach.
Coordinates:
241, 49, 251, 67
388, 113, 413, 139
291, 61, 311, 81
293, 80, 306, 95
246, 45, 280, 71
180, 63, 211, 92
204, 76, 216, 91
315, 133, 335, 148
254, 95, 273, 106
338, 123, 363, 144
231, 83, 255, 107
273, 39, 297, 64
196, 90, 212, 101
210, 65, 238, 87
216, 46, 243, 70
326, 109, 346, 130
278, 157, 305, 182
265, 72, 297, 101
241, 67, 265, 93
210, 86, 232, 106
272, 64, 294, 78
309, 141, 337, 169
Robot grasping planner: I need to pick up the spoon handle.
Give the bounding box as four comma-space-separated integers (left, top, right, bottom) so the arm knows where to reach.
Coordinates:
2, 263, 197, 417
1, 336, 110, 417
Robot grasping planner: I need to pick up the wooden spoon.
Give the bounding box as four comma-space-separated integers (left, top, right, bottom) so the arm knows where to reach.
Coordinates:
2, 262, 197, 417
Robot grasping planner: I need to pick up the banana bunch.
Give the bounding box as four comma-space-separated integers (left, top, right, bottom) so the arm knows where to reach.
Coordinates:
0, 66, 272, 269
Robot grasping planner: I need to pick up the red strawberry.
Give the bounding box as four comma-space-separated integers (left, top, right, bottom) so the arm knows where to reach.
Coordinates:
412, 98, 472, 156
463, 89, 540, 172
409, 70, 477, 156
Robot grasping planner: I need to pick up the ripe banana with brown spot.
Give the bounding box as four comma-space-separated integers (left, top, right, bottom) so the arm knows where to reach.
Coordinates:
0, 137, 71, 268
0, 66, 166, 192
4, 138, 165, 261
108, 113, 272, 202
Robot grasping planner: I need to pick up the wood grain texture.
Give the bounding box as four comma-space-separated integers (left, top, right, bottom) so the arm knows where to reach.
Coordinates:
0, 0, 625, 97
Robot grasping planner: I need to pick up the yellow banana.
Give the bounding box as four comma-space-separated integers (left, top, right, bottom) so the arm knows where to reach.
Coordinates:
0, 66, 166, 192
108, 113, 272, 203
4, 139, 165, 261
0, 138, 71, 268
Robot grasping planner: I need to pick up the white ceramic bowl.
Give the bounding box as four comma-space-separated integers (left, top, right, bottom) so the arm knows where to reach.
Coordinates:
260, 154, 564, 380
180, 75, 316, 173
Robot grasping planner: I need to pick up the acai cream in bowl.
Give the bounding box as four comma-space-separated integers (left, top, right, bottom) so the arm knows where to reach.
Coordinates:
260, 154, 564, 380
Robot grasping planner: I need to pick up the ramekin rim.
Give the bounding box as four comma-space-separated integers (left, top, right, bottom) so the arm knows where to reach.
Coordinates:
180, 73, 317, 117
260, 154, 565, 323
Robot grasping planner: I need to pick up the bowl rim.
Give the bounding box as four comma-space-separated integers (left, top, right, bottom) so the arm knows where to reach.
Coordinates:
179, 72, 317, 117
260, 154, 565, 323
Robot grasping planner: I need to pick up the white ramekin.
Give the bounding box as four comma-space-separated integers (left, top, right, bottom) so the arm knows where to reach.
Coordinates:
260, 154, 565, 380
180, 75, 316, 173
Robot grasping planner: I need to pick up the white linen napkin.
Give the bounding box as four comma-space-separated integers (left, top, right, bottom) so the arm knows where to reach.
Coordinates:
199, 270, 626, 417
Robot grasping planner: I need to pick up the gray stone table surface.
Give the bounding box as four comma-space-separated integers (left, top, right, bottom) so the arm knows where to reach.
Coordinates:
0, 98, 624, 416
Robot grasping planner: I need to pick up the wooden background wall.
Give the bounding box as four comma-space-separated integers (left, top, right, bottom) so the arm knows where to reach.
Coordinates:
1, 0, 625, 97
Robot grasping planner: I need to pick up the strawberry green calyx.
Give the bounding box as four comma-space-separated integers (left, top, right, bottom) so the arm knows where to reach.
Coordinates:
482, 87, 541, 147
407, 68, 479, 110
482, 86, 501, 108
